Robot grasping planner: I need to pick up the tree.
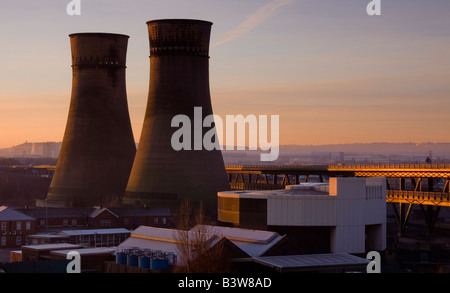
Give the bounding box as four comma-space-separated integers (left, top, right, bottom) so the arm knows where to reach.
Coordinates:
173, 200, 231, 273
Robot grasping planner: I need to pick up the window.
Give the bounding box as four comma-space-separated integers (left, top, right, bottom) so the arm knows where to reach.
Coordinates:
123, 218, 129, 225
16, 236, 21, 246
16, 222, 21, 231
1, 236, 5, 246
72, 219, 77, 226
63, 219, 68, 226
1, 222, 6, 231
26, 222, 31, 230
162, 217, 167, 225
100, 219, 112, 227
153, 217, 159, 224
40, 219, 45, 227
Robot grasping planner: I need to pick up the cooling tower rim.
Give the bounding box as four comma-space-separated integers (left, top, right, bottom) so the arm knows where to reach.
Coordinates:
146, 19, 213, 26
69, 32, 130, 38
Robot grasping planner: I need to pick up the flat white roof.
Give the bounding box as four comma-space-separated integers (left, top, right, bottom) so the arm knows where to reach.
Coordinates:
218, 182, 331, 200
119, 225, 215, 261
50, 247, 115, 256
118, 237, 179, 255
218, 190, 273, 199
130, 226, 217, 245
28, 234, 68, 239
131, 226, 181, 240
252, 253, 370, 273
59, 228, 130, 236
192, 225, 284, 257
22, 243, 82, 251
118, 225, 284, 260
193, 225, 279, 244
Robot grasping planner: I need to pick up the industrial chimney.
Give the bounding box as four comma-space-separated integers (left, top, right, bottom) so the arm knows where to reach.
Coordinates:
46, 33, 136, 208
123, 19, 230, 211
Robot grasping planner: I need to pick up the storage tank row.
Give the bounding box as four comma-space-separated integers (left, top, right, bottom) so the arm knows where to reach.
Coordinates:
115, 248, 176, 270
45, 19, 230, 209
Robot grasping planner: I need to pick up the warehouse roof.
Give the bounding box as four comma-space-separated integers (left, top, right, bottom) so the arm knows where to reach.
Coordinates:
21, 243, 82, 251
59, 228, 130, 236
117, 225, 285, 262
193, 225, 284, 257
89, 208, 118, 219
16, 206, 173, 219
50, 247, 115, 257
18, 207, 96, 218
110, 207, 173, 217
0, 206, 35, 221
218, 183, 330, 200
252, 253, 370, 273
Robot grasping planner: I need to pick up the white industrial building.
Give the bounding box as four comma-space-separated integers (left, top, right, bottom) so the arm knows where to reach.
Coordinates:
113, 224, 371, 272
218, 177, 387, 254
116, 225, 287, 264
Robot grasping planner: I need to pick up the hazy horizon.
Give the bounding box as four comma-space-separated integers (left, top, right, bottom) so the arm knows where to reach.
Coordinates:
1, 0, 449, 148
3, 139, 450, 149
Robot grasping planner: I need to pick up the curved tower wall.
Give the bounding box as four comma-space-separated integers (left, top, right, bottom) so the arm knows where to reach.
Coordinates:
124, 19, 230, 209
46, 33, 136, 208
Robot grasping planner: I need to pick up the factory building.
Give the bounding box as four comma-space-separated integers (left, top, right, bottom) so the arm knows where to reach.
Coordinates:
18, 206, 174, 234
218, 177, 387, 254
112, 225, 294, 272
110, 224, 370, 273
27, 228, 130, 247
0, 207, 36, 248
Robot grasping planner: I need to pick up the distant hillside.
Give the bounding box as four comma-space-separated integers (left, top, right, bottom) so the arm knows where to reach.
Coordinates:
0, 142, 61, 158
222, 142, 450, 165
277, 142, 450, 156
1, 141, 448, 159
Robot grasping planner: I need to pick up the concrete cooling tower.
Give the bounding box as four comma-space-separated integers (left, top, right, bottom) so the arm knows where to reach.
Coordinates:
123, 19, 230, 210
46, 33, 136, 208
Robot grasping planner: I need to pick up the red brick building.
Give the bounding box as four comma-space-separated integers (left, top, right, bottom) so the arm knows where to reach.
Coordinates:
0, 206, 174, 248
17, 206, 175, 232
109, 207, 175, 230
88, 208, 119, 229
20, 207, 92, 232
0, 206, 36, 248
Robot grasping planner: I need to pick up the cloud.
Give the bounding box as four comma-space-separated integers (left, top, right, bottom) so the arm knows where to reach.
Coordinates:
212, 0, 293, 48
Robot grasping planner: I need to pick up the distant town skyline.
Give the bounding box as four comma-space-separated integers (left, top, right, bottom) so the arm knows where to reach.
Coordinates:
1, 0, 449, 148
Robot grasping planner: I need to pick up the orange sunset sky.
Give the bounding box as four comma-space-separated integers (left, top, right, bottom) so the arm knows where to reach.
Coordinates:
0, 0, 449, 149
